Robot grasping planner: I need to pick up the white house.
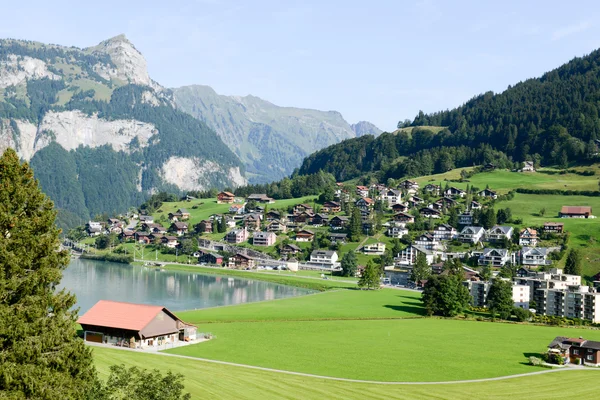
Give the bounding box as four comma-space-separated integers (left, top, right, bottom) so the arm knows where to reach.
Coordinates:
363, 242, 386, 255
308, 250, 339, 269
459, 226, 485, 243
384, 189, 402, 205
387, 225, 409, 239
520, 247, 553, 266
396, 245, 435, 266
433, 224, 457, 241
478, 189, 498, 199
522, 161, 536, 172
414, 233, 440, 250
486, 226, 514, 243
519, 228, 538, 247
478, 248, 513, 267
445, 187, 466, 198
512, 284, 531, 309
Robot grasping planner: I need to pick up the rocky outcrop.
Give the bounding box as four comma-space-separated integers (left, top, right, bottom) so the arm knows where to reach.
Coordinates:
0, 55, 61, 88
351, 121, 383, 137
160, 156, 247, 191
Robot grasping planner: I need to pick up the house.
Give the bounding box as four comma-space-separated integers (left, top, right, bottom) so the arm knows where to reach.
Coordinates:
559, 206, 593, 218
281, 243, 302, 255
311, 213, 329, 227
87, 221, 103, 236
436, 196, 457, 208
143, 223, 167, 234
362, 242, 386, 255
120, 230, 135, 241
470, 200, 482, 210
520, 247, 553, 266
424, 184, 441, 195
168, 208, 190, 221
134, 231, 151, 244
478, 248, 512, 267
420, 207, 441, 219
296, 229, 315, 242
519, 228, 538, 246
197, 220, 213, 233
391, 203, 409, 213
544, 222, 564, 234
433, 224, 457, 241
394, 212, 415, 224
253, 231, 277, 247
445, 187, 466, 198
486, 226, 514, 243
246, 194, 274, 203
79, 300, 196, 349
478, 189, 498, 199
330, 215, 350, 229
458, 211, 473, 226
226, 228, 249, 244
229, 204, 245, 214
399, 180, 419, 192
107, 218, 121, 228
243, 213, 262, 231
308, 250, 339, 269
230, 253, 255, 269
414, 233, 440, 250
266, 219, 287, 233
293, 204, 314, 215
139, 215, 154, 224
356, 185, 369, 197
384, 189, 402, 205
198, 251, 223, 265
387, 225, 409, 239
329, 233, 348, 244
396, 245, 435, 266
522, 161, 536, 172
161, 236, 179, 249
217, 191, 236, 204
356, 197, 375, 213
321, 201, 341, 213
169, 222, 188, 236
459, 226, 485, 244
547, 337, 600, 365
293, 211, 314, 224
483, 163, 496, 171
265, 210, 281, 221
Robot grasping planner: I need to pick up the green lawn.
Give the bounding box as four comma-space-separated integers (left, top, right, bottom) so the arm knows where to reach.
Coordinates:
177, 288, 422, 323
93, 347, 600, 399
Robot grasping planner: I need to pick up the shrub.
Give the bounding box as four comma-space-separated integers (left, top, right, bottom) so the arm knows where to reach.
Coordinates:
529, 356, 542, 366
513, 307, 532, 322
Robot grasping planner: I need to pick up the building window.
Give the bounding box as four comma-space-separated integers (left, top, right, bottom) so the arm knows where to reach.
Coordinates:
573, 349, 579, 355
587, 355, 594, 361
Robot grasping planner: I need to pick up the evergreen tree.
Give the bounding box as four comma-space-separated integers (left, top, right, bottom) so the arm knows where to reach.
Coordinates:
487, 279, 514, 320
349, 206, 362, 242
218, 215, 227, 233
340, 251, 358, 277
211, 219, 218, 234
479, 264, 492, 281
447, 207, 459, 228
0, 149, 97, 398
358, 260, 380, 290
411, 252, 431, 284
421, 275, 470, 317
483, 208, 497, 229
564, 249, 582, 276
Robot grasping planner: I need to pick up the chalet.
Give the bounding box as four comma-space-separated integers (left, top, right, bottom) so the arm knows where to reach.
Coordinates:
143, 223, 167, 234
308, 250, 339, 269
444, 187, 466, 198
391, 203, 409, 213
253, 231, 277, 247
230, 253, 255, 269
478, 248, 512, 267
321, 201, 341, 213
168, 208, 190, 221
411, 195, 424, 204
229, 204, 245, 214
281, 243, 302, 255
246, 204, 264, 214
433, 224, 458, 241
519, 228, 538, 247
246, 194, 274, 203
430, 202, 443, 211
459, 226, 485, 244
387, 225, 409, 239
266, 220, 287, 233
198, 220, 213, 233
295, 229, 315, 242
483, 163, 496, 171
520, 247, 552, 266
311, 213, 329, 227
243, 213, 262, 231
394, 212, 415, 224
399, 180, 419, 192
384, 189, 402, 205
161, 236, 179, 249
107, 218, 121, 228
87, 221, 103, 236
560, 206, 593, 218
293, 204, 314, 215
198, 251, 223, 265
217, 191, 236, 204
329, 233, 348, 244
396, 245, 434, 266
420, 207, 441, 219
478, 189, 497, 199
414, 233, 439, 250
169, 222, 188, 236
135, 231, 151, 244
294, 212, 314, 224
330, 215, 349, 229
79, 300, 196, 349
547, 337, 600, 366
544, 222, 564, 234
424, 184, 441, 195
149, 233, 164, 244
139, 215, 154, 224
470, 200, 482, 210
356, 197, 375, 212
436, 196, 457, 208
265, 210, 281, 221
356, 185, 369, 197
226, 228, 249, 244
486, 226, 513, 243
363, 242, 386, 255
120, 230, 135, 241
522, 161, 536, 172
458, 211, 473, 226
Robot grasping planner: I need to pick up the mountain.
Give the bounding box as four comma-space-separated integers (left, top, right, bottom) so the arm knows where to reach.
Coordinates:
0, 35, 245, 228
298, 49, 600, 181
172, 85, 381, 183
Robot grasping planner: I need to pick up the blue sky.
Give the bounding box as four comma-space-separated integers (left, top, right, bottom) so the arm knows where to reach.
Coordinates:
3, 0, 600, 131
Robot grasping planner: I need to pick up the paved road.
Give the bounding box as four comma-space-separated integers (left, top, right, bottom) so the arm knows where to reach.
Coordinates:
90, 343, 597, 385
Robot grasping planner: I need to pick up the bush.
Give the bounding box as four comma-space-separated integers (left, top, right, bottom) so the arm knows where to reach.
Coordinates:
529, 356, 542, 366
513, 307, 532, 322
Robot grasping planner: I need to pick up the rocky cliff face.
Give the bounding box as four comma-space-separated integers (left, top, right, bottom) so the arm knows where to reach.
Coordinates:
351, 121, 383, 137
173, 85, 381, 183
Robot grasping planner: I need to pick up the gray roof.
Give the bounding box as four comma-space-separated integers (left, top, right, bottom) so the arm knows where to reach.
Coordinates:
311, 250, 336, 257
489, 225, 513, 234
460, 226, 484, 234
482, 248, 509, 257
521, 247, 549, 256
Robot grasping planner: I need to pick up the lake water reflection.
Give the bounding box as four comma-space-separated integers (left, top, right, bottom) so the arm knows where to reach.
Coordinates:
60, 258, 314, 313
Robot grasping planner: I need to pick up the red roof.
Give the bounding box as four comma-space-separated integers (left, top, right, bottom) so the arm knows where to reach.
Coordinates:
561, 206, 591, 215
78, 300, 177, 331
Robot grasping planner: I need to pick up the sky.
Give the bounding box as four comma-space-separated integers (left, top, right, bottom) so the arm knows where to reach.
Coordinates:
3, 0, 600, 131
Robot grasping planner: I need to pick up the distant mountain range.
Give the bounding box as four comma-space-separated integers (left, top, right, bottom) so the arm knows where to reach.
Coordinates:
172, 85, 381, 183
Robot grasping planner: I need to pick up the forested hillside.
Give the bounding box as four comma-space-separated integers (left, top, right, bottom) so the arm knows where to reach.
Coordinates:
298, 49, 600, 181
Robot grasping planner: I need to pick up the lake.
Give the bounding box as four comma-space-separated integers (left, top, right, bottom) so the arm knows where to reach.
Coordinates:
61, 258, 314, 313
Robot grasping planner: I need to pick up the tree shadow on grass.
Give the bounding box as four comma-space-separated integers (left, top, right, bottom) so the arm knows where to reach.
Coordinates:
384, 304, 426, 316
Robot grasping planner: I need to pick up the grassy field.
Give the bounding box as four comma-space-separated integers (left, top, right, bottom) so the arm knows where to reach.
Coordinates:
93, 347, 600, 399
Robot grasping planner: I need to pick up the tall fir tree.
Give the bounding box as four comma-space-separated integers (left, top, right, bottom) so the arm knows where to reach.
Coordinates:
0, 149, 97, 398
358, 260, 380, 290
349, 206, 362, 242
411, 252, 431, 284
564, 249, 582, 276
487, 279, 514, 320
